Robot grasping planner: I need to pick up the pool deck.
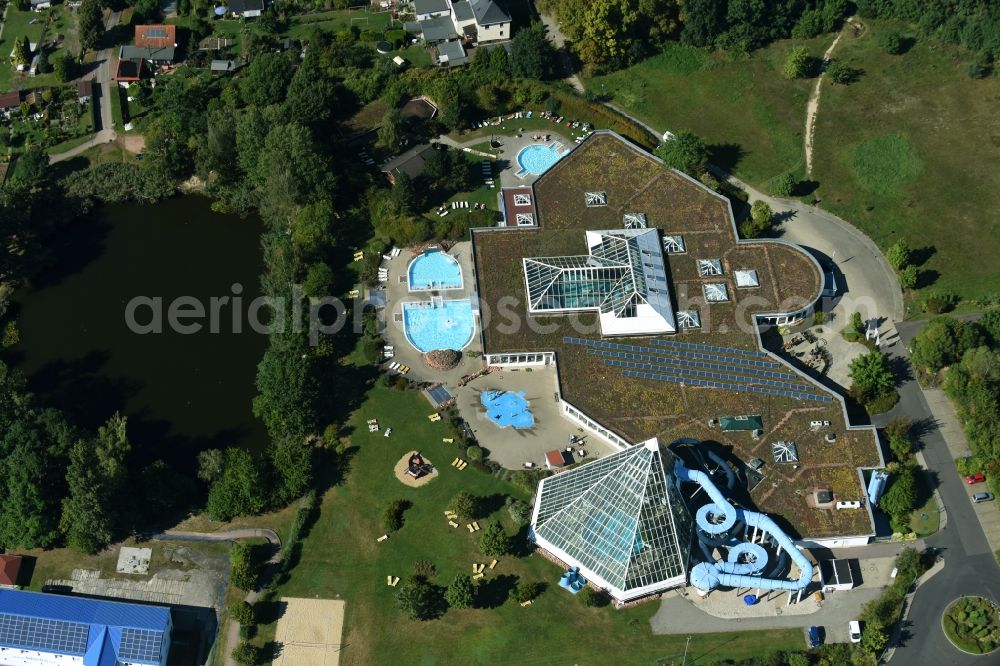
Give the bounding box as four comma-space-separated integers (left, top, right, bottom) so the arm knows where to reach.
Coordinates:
439, 130, 576, 188
454, 366, 620, 469
380, 242, 484, 387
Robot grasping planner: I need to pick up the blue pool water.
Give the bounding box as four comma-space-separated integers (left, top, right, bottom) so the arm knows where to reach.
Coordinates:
408, 249, 463, 291
480, 390, 535, 429
517, 144, 562, 175
403, 299, 475, 352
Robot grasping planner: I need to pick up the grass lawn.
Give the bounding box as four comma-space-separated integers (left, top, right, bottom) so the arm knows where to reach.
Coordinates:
586, 38, 828, 185
260, 384, 803, 665
942, 596, 1000, 655
810, 19, 1000, 304
286, 8, 394, 39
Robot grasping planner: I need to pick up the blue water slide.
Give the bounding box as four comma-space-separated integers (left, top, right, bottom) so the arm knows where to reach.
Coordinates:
676, 463, 813, 593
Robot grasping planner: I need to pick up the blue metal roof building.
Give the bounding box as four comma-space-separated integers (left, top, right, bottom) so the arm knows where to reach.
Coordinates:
0, 589, 171, 666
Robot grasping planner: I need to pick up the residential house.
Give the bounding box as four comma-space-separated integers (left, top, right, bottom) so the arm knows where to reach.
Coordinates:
381, 143, 437, 184
0, 91, 21, 118
435, 39, 467, 67
30, 0, 51, 11
408, 0, 510, 45
76, 79, 94, 103
134, 24, 177, 50
228, 0, 265, 18
211, 59, 243, 73
0, 556, 21, 587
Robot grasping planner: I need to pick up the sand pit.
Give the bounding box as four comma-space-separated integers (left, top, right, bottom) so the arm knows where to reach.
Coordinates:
393, 450, 439, 487
272, 597, 345, 666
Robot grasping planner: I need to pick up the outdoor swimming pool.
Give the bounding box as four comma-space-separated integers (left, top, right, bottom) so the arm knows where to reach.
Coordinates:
408, 249, 463, 291
403, 299, 475, 353
517, 144, 562, 175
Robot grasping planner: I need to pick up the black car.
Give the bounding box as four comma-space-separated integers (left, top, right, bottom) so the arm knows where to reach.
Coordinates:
808, 626, 822, 648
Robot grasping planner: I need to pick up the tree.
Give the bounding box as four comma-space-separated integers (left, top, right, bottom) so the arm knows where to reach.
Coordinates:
60, 414, 132, 554
479, 521, 512, 557
230, 541, 262, 591
510, 22, 555, 80
451, 491, 478, 520
899, 264, 918, 290
740, 200, 773, 239
396, 577, 443, 620
886, 239, 910, 270
53, 53, 76, 82
269, 436, 314, 504
0, 435, 62, 549
445, 574, 476, 609
140, 460, 194, 518
911, 317, 980, 373
771, 173, 797, 197
573, 0, 639, 66
382, 499, 409, 532
284, 53, 337, 126
11, 36, 30, 67
253, 330, 322, 442
880, 30, 906, 54
826, 60, 858, 84
10, 146, 50, 189
79, 0, 105, 52
292, 201, 336, 257
849, 351, 896, 407
861, 617, 889, 654
231, 600, 256, 626
36, 49, 51, 74
783, 45, 810, 79
654, 130, 708, 175
376, 108, 405, 152
240, 53, 294, 107
231, 641, 261, 666
197, 448, 226, 483
302, 262, 335, 298
206, 448, 268, 521
881, 466, 918, 527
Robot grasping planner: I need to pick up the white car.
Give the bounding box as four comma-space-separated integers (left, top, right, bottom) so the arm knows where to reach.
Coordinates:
849, 620, 862, 643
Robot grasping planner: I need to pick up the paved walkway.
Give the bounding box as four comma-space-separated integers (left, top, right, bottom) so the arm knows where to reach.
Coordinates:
153, 529, 282, 666
48, 129, 116, 163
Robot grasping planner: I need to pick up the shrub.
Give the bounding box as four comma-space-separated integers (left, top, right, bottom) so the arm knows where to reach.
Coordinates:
513, 580, 545, 603
899, 264, 918, 290
654, 130, 708, 175
843, 312, 865, 342
880, 30, 906, 54
414, 560, 437, 578
230, 600, 255, 626
230, 542, 262, 591
479, 521, 512, 557
783, 46, 810, 79
771, 173, 797, 197
466, 445, 484, 461
967, 53, 993, 79
451, 491, 479, 519
849, 350, 896, 405
231, 642, 261, 665
581, 587, 611, 607
886, 239, 911, 270
396, 577, 443, 620
445, 574, 476, 609
826, 60, 860, 84
862, 618, 889, 654
506, 497, 532, 525
923, 291, 959, 314
382, 499, 410, 532
813, 310, 827, 326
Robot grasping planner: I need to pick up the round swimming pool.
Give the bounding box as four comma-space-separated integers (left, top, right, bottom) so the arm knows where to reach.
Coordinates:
517, 144, 562, 175
407, 249, 463, 291
403, 299, 475, 353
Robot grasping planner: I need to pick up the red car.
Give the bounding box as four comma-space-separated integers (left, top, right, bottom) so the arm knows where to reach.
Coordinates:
966, 473, 986, 484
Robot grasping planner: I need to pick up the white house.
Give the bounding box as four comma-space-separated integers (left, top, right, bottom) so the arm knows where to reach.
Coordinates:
409, 0, 510, 45
228, 0, 264, 18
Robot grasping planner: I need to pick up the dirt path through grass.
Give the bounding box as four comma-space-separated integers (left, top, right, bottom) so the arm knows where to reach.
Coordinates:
804, 19, 854, 177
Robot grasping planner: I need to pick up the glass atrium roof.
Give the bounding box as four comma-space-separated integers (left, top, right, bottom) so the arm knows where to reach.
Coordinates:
532, 439, 692, 598
522, 229, 675, 333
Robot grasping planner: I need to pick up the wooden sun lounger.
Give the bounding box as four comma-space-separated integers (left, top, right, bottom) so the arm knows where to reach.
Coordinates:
489, 559, 498, 569
443, 438, 454, 443
467, 524, 475, 532
444, 510, 454, 516
473, 572, 484, 580
472, 522, 480, 531
451, 458, 460, 466
387, 575, 393, 585
520, 600, 532, 607
476, 564, 486, 574
472, 563, 479, 573
448, 520, 459, 528
377, 534, 388, 542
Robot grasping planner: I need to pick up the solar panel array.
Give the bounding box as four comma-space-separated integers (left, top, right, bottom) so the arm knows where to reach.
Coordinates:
564, 336, 831, 402
0, 613, 89, 656
119, 627, 165, 663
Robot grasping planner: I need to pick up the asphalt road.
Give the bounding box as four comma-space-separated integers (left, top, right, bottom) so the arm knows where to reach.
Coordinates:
883, 323, 1000, 663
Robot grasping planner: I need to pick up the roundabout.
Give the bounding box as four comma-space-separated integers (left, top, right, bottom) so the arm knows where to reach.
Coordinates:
941, 596, 1000, 655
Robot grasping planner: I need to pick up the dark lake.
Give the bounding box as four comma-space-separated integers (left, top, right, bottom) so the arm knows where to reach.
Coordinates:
7, 195, 269, 467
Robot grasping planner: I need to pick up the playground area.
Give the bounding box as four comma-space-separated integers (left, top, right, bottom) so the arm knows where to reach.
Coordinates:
481, 390, 534, 429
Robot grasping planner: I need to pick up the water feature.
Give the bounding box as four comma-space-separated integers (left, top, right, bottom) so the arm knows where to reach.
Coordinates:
480, 390, 534, 429
516, 143, 563, 175
407, 249, 463, 291
402, 299, 475, 353
6, 196, 269, 464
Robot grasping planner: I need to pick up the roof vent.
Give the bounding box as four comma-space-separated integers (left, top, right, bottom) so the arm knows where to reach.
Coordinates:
585, 191, 607, 207
623, 213, 647, 229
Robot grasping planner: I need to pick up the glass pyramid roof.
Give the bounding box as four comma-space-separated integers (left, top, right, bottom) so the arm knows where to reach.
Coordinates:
533, 439, 692, 597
